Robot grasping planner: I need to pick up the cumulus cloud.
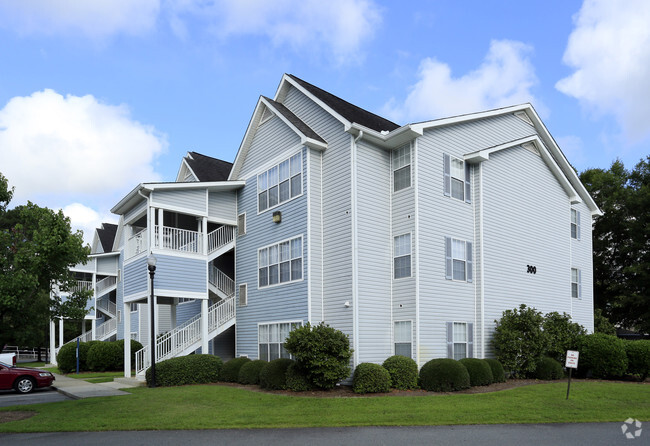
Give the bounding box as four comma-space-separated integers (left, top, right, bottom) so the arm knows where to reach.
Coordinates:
0, 89, 166, 205
556, 0, 650, 143
384, 40, 540, 123
62, 203, 118, 246
0, 0, 160, 39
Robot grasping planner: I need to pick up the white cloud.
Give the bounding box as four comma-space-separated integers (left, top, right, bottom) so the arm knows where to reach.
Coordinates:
62, 203, 117, 246
384, 40, 540, 123
0, 89, 166, 205
556, 0, 650, 142
0, 0, 160, 39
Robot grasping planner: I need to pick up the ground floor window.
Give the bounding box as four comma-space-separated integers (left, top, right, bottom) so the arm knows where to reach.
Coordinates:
394, 321, 412, 358
571, 268, 581, 298
258, 321, 302, 361
447, 321, 473, 360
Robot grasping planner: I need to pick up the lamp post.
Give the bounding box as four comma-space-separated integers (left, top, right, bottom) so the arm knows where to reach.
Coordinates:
147, 254, 157, 388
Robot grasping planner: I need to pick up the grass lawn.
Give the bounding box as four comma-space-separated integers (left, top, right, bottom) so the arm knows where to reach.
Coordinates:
17, 362, 124, 383
0, 381, 649, 432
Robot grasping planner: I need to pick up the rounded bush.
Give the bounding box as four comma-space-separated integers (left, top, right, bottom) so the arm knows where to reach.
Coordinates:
259, 358, 293, 390
115, 339, 144, 370
484, 358, 506, 383
625, 340, 650, 380
220, 357, 251, 382
145, 354, 223, 387
419, 358, 470, 392
56, 341, 96, 373
382, 355, 418, 390
459, 358, 494, 386
238, 360, 267, 385
286, 363, 312, 392
87, 342, 122, 371
353, 363, 391, 394
535, 357, 564, 380
576, 333, 628, 379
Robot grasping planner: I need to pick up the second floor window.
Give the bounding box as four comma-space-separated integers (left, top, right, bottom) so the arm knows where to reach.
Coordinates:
392, 144, 411, 192
571, 209, 581, 240
443, 153, 471, 203
445, 237, 473, 282
258, 152, 302, 212
571, 268, 581, 298
394, 233, 412, 279
258, 236, 303, 288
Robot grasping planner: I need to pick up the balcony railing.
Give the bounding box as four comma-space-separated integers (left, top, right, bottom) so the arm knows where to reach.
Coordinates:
95, 276, 117, 295
209, 265, 235, 297
96, 318, 117, 340
155, 226, 203, 254
126, 228, 148, 259
96, 298, 116, 317
208, 226, 235, 254
70, 281, 93, 294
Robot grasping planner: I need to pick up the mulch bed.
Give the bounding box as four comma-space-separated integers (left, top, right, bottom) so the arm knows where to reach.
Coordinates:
0, 411, 37, 424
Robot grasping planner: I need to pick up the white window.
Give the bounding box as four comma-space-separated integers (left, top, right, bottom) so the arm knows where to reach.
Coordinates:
392, 144, 411, 192
447, 322, 473, 360
239, 284, 247, 306
571, 209, 581, 240
258, 236, 303, 288
394, 321, 412, 358
238, 213, 246, 236
258, 152, 302, 212
571, 268, 581, 298
443, 153, 471, 203
258, 321, 302, 361
445, 237, 473, 282
393, 234, 412, 279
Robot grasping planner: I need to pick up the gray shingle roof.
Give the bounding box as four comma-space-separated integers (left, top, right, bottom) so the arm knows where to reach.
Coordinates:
97, 223, 117, 252
185, 152, 232, 182
262, 96, 325, 143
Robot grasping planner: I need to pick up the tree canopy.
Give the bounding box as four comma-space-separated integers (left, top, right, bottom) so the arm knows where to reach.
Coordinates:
0, 172, 91, 347
580, 157, 650, 334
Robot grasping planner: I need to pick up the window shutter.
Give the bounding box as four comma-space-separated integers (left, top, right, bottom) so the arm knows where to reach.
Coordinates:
578, 270, 582, 299
464, 163, 471, 204
239, 284, 247, 306
577, 211, 581, 240
446, 322, 454, 359
466, 241, 473, 283
445, 237, 452, 280
443, 153, 451, 196
467, 323, 474, 358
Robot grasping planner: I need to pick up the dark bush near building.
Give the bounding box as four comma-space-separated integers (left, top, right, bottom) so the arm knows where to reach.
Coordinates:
238, 359, 267, 385
625, 340, 650, 380
259, 358, 294, 390
115, 339, 144, 370
56, 341, 98, 373
353, 363, 391, 394
419, 358, 470, 392
484, 358, 506, 383
542, 312, 586, 363
145, 354, 222, 387
535, 357, 564, 380
576, 333, 628, 379
220, 357, 251, 382
87, 341, 122, 372
382, 355, 418, 390
459, 358, 494, 386
285, 363, 312, 392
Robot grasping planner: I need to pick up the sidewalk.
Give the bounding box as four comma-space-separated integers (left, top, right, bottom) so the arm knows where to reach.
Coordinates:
51, 373, 145, 400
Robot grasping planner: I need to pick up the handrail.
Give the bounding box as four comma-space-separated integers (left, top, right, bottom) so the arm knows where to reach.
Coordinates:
95, 276, 117, 295
96, 298, 116, 316
126, 228, 148, 259
96, 318, 117, 340
155, 226, 203, 254
71, 281, 93, 294
208, 265, 235, 297
207, 226, 235, 254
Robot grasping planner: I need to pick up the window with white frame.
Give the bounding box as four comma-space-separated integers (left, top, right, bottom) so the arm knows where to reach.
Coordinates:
258, 236, 303, 288
443, 154, 471, 203
394, 321, 412, 358
447, 322, 473, 360
239, 284, 247, 306
258, 152, 302, 212
571, 209, 581, 240
571, 268, 581, 298
393, 234, 412, 279
392, 144, 411, 192
258, 321, 302, 361
445, 237, 473, 282
238, 213, 246, 236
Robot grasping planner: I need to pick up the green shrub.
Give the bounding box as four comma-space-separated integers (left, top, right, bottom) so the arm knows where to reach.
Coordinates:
238, 360, 267, 385
87, 342, 122, 371
484, 358, 506, 383
492, 304, 547, 378
353, 363, 391, 394
382, 355, 418, 390
284, 322, 353, 390
625, 340, 650, 380
419, 358, 470, 392
576, 333, 628, 379
459, 358, 493, 386
145, 354, 222, 387
535, 357, 564, 380
220, 357, 251, 382
115, 339, 144, 370
543, 312, 586, 363
285, 363, 312, 392
259, 358, 293, 390
594, 308, 617, 335
56, 341, 97, 373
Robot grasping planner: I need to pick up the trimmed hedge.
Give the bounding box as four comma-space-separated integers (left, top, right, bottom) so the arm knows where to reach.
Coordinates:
259, 358, 294, 390
484, 358, 506, 383
115, 339, 144, 370
145, 354, 223, 387
459, 358, 493, 386
625, 340, 650, 380
221, 357, 251, 382
576, 333, 628, 379
56, 341, 97, 373
238, 360, 267, 385
286, 363, 312, 392
87, 342, 122, 372
382, 355, 418, 390
535, 357, 564, 380
353, 363, 391, 394
419, 358, 470, 392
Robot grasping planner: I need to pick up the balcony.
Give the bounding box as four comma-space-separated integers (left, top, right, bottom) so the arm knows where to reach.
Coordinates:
155, 226, 203, 254
96, 276, 117, 295
126, 228, 148, 260
70, 281, 93, 294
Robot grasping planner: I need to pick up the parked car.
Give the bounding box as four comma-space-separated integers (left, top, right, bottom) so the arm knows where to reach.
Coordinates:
0, 361, 55, 393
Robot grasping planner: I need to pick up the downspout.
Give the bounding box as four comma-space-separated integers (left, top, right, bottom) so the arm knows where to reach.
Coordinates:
479, 164, 486, 358
351, 130, 363, 367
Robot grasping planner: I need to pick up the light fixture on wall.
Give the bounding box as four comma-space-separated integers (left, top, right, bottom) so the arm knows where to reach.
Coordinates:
272, 211, 282, 223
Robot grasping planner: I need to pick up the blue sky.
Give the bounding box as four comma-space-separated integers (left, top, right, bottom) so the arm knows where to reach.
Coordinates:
1, 0, 649, 242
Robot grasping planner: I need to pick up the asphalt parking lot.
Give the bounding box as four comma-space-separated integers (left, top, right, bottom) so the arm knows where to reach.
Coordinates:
0, 387, 70, 407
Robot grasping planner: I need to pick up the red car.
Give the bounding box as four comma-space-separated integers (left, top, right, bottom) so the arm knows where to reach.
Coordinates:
0, 361, 55, 394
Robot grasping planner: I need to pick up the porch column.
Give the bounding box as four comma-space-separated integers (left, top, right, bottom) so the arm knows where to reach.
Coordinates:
170, 302, 177, 329
202, 217, 208, 255
201, 299, 209, 354
157, 208, 164, 250
58, 317, 64, 348
82, 320, 87, 335
91, 318, 97, 341
123, 302, 131, 377
49, 320, 56, 365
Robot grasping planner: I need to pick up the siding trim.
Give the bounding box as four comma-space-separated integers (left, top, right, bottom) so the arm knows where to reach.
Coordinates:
351, 133, 360, 367
307, 148, 312, 323
479, 163, 485, 358
413, 138, 420, 366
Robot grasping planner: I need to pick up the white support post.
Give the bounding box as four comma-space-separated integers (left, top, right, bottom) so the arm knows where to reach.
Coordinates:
82, 319, 87, 335
154, 296, 159, 341
171, 301, 177, 329
91, 318, 97, 341
123, 302, 131, 377
202, 217, 208, 255
201, 299, 209, 354
49, 320, 56, 365
157, 208, 164, 250
58, 317, 64, 348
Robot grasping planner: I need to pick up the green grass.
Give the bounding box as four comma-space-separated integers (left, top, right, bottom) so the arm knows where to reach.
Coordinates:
1, 381, 649, 432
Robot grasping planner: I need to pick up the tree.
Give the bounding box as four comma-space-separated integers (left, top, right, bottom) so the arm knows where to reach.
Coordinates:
0, 172, 91, 348
542, 312, 586, 363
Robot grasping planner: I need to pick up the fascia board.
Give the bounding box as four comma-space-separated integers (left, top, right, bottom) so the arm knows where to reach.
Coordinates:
147, 181, 245, 192
346, 123, 422, 149
228, 97, 265, 181
110, 184, 146, 215
111, 216, 123, 252
260, 97, 327, 151
175, 157, 198, 182
410, 104, 531, 133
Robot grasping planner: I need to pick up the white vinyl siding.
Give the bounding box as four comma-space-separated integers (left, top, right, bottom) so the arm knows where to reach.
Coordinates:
571, 208, 581, 240
258, 152, 302, 213
394, 321, 412, 358
258, 236, 303, 288
445, 237, 473, 282
392, 144, 411, 192
447, 322, 473, 360
571, 268, 581, 298
258, 321, 302, 361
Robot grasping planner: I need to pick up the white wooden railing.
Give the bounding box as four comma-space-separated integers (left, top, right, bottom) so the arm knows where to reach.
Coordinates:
209, 265, 235, 297
155, 226, 203, 254
208, 226, 235, 254
63, 330, 94, 347
208, 294, 236, 332
96, 318, 117, 340
95, 276, 117, 295
71, 281, 93, 294
96, 298, 116, 317
126, 228, 148, 259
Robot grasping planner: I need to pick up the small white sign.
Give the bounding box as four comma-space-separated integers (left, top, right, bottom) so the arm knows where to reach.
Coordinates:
565, 350, 579, 369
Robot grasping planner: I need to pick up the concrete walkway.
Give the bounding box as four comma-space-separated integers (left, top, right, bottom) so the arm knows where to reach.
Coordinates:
51, 373, 145, 400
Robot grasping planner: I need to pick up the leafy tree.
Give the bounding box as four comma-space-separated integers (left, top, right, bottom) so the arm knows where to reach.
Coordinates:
0, 172, 91, 348
594, 308, 616, 335
542, 312, 586, 363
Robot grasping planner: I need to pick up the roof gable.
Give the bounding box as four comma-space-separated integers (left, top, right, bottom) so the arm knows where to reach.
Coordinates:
95, 223, 118, 253
178, 152, 232, 182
